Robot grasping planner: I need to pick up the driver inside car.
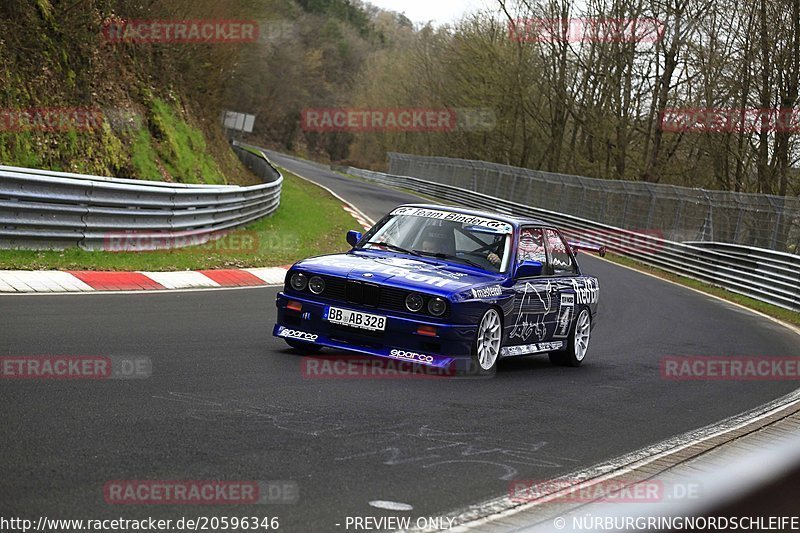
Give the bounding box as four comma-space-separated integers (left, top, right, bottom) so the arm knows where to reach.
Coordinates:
418, 228, 503, 267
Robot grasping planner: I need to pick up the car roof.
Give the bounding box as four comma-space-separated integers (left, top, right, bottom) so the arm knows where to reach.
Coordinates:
396, 203, 550, 229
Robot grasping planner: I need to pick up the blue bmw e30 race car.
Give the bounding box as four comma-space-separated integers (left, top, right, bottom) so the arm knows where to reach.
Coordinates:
273, 204, 599, 373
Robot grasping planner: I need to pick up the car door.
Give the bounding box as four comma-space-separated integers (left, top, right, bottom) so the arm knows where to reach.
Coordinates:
543, 227, 581, 341
507, 226, 560, 347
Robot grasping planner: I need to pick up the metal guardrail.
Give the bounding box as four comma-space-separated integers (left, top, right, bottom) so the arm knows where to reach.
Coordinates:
0, 145, 283, 250
231, 141, 284, 183
260, 148, 336, 174
345, 167, 800, 313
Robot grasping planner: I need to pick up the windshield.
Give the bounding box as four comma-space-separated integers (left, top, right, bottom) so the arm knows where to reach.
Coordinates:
359, 207, 513, 273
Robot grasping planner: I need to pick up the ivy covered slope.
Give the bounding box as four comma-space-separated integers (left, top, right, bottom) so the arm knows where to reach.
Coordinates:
0, 0, 258, 185
0, 0, 404, 182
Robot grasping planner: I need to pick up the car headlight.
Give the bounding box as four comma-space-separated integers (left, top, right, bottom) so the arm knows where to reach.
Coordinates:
290, 272, 308, 291
309, 276, 325, 295
427, 297, 447, 316
405, 293, 424, 312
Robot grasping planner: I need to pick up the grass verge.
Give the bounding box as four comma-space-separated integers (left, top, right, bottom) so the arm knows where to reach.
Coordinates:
604, 253, 800, 328
0, 169, 356, 271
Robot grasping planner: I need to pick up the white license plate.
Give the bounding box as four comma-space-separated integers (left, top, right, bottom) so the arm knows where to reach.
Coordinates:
327, 306, 387, 331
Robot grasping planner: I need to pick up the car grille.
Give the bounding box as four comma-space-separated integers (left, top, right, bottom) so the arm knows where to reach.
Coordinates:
287, 274, 406, 311
286, 274, 446, 317
380, 287, 407, 311
346, 280, 380, 307
323, 276, 347, 301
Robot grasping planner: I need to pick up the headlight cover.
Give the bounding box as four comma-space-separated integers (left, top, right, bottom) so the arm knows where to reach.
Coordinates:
290, 272, 308, 291
427, 297, 447, 316
308, 276, 326, 295
405, 293, 424, 312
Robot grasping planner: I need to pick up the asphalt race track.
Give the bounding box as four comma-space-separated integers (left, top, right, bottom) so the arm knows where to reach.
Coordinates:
2, 155, 799, 531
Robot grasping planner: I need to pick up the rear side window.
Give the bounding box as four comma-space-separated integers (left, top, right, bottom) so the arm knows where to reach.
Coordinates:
545, 229, 576, 274
517, 227, 547, 264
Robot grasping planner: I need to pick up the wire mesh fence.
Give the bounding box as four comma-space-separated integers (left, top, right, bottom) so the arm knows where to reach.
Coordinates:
388, 153, 800, 254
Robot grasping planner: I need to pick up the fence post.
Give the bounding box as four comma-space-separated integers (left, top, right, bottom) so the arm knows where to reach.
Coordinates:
672, 192, 685, 242
472, 167, 478, 191
621, 194, 630, 229
699, 190, 714, 241
768, 196, 783, 251
598, 187, 607, 223
733, 200, 745, 244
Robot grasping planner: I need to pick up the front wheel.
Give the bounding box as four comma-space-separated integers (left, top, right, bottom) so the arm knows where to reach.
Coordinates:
473, 308, 502, 373
284, 339, 323, 353
549, 307, 591, 367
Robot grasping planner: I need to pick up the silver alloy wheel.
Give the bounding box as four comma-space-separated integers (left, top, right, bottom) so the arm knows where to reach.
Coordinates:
477, 309, 502, 370
574, 309, 591, 362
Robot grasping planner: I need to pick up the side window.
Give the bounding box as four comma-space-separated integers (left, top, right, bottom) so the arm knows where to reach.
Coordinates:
517, 228, 547, 264
545, 229, 577, 274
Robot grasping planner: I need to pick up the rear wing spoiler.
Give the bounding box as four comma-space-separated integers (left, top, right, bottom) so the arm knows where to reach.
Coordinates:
568, 241, 607, 257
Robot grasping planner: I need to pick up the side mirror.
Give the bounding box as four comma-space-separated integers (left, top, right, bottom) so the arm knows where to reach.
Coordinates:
346, 230, 362, 247
516, 260, 543, 278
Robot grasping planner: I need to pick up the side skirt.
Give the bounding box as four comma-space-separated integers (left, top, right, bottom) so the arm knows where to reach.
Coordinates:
500, 340, 565, 357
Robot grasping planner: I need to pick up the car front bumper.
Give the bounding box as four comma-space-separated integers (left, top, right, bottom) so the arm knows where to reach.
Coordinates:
273, 292, 476, 368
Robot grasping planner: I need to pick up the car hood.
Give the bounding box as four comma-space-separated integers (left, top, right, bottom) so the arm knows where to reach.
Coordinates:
293, 251, 504, 297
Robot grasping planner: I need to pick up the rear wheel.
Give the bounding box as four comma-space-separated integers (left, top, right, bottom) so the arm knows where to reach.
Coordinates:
549, 307, 591, 367
285, 339, 323, 353
473, 308, 502, 373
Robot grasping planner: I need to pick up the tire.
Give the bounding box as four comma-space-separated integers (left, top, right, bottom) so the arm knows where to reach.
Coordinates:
285, 339, 323, 353
472, 308, 503, 374
549, 307, 591, 367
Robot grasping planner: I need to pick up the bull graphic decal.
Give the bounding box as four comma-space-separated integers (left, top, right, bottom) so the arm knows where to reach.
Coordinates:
510, 281, 556, 342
